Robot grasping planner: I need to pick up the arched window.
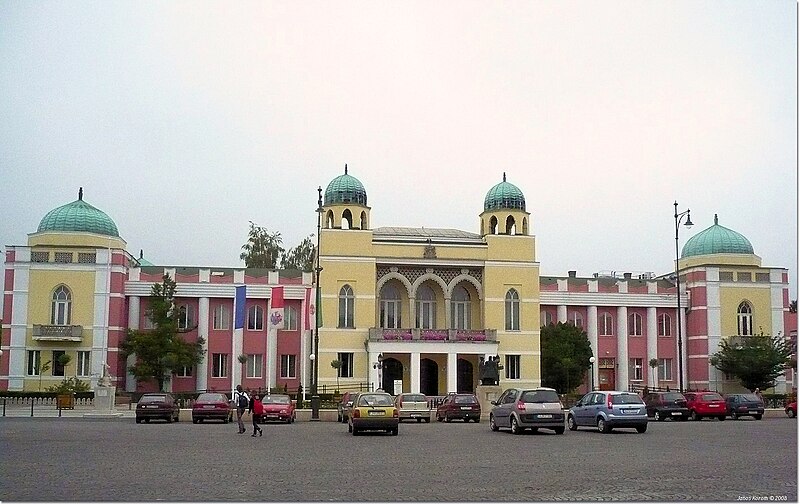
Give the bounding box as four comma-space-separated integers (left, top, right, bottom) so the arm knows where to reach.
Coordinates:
522, 217, 528, 235
360, 211, 368, 230
628, 313, 643, 336
415, 285, 436, 329
505, 289, 520, 331
247, 305, 263, 331
338, 285, 355, 328
600, 312, 614, 336
380, 285, 402, 329
569, 311, 583, 328
658, 313, 671, 337
51, 285, 72, 325
737, 301, 753, 336
540, 310, 554, 327
450, 286, 471, 330
341, 209, 353, 229
505, 215, 516, 234
489, 216, 498, 235
326, 210, 334, 228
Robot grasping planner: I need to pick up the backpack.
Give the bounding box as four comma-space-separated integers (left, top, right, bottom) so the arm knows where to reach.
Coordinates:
237, 392, 249, 409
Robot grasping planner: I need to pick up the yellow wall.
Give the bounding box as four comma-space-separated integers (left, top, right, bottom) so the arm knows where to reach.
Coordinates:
26, 269, 97, 346
28, 232, 125, 249
719, 285, 774, 336
679, 253, 761, 269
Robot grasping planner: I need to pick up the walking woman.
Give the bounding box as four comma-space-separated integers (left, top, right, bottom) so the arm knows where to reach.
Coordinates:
250, 393, 264, 437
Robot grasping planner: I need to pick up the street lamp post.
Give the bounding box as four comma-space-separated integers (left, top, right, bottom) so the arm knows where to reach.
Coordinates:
311, 186, 323, 420
373, 353, 384, 391
589, 356, 596, 391
674, 201, 693, 393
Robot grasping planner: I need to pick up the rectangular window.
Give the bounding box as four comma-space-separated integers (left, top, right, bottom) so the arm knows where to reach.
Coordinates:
505, 355, 521, 380
178, 304, 195, 330
142, 313, 155, 330
54, 252, 73, 263
212, 353, 228, 378
628, 313, 642, 336
285, 307, 298, 331
337, 352, 354, 378
600, 313, 614, 336
27, 350, 41, 376
658, 314, 671, 337
658, 358, 673, 381
77, 351, 90, 376
31, 251, 49, 263
736, 272, 752, 282
213, 305, 230, 330
52, 350, 66, 376
176, 365, 192, 377
719, 271, 734, 282
247, 305, 263, 331
629, 358, 643, 381
247, 354, 263, 378
755, 273, 770, 283
77, 253, 96, 264
280, 354, 296, 379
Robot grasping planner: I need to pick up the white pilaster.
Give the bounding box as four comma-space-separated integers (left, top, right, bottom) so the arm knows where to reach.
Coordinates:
679, 306, 688, 389
410, 352, 420, 393
617, 306, 629, 390
126, 296, 140, 392
557, 305, 567, 323
646, 306, 657, 388
92, 257, 111, 389
9, 263, 29, 390
197, 297, 209, 391
369, 352, 379, 389
587, 305, 598, 388
447, 353, 457, 393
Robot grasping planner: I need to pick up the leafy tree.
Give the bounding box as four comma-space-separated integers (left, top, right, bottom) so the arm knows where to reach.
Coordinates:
281, 235, 316, 271
330, 359, 342, 393
790, 300, 797, 314
240, 221, 284, 269
541, 322, 593, 393
37, 360, 51, 392
120, 275, 206, 391
47, 377, 90, 394
710, 331, 795, 391
649, 358, 659, 389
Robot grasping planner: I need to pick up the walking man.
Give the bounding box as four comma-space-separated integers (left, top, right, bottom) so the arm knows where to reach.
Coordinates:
233, 385, 249, 434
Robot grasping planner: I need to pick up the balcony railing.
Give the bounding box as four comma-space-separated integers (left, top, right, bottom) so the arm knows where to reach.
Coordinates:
368, 328, 496, 342
32, 325, 83, 342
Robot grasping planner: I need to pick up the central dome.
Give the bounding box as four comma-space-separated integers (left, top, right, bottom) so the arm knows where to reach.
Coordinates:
324, 164, 367, 206
37, 188, 120, 237
681, 214, 754, 258
484, 173, 526, 211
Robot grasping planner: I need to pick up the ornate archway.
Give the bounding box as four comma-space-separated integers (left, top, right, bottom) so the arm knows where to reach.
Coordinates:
420, 358, 439, 396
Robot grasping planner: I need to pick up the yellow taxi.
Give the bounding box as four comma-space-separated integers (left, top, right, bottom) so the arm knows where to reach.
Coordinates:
347, 392, 399, 436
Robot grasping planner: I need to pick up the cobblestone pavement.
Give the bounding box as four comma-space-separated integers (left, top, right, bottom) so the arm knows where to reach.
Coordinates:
0, 415, 795, 502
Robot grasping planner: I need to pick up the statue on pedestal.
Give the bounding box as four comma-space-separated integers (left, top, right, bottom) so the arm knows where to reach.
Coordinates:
479, 355, 503, 386
98, 362, 112, 387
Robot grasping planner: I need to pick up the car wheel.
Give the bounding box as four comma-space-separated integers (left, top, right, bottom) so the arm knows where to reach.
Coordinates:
436, 414, 443, 422
424, 418, 430, 423
718, 416, 725, 421
597, 417, 611, 433
654, 411, 662, 421
351, 427, 359, 436
135, 417, 142, 424
348, 422, 352, 433
445, 415, 452, 423
166, 415, 172, 423
489, 414, 499, 432
417, 418, 422, 423
510, 416, 523, 435
788, 409, 796, 418
732, 412, 739, 420
567, 415, 578, 431
636, 424, 648, 434
554, 426, 565, 435
691, 411, 701, 421
174, 415, 179, 423
754, 414, 762, 420
337, 413, 342, 422
391, 427, 398, 436
193, 419, 198, 424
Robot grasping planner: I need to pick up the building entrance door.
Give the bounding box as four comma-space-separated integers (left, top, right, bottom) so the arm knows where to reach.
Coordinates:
382, 358, 403, 394
420, 359, 438, 396
457, 358, 474, 393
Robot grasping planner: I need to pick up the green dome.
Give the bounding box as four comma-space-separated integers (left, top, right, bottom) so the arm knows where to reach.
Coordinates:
484, 173, 526, 211
37, 188, 119, 237
681, 214, 754, 258
324, 164, 367, 206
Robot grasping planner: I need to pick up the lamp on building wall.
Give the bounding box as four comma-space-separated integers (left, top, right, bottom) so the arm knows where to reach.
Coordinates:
674, 201, 693, 393
589, 356, 596, 391
311, 186, 324, 421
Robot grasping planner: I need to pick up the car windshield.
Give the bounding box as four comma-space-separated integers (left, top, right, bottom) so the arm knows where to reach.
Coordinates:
702, 393, 723, 401
521, 390, 561, 403
401, 394, 426, 402
140, 395, 168, 403
664, 393, 685, 401
359, 394, 392, 407
611, 394, 644, 405
197, 393, 226, 402
262, 396, 291, 405
742, 394, 761, 402
455, 395, 477, 404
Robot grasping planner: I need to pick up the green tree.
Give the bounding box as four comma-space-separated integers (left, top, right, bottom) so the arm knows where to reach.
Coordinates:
330, 359, 342, 393
541, 322, 593, 393
281, 235, 316, 271
120, 274, 206, 391
38, 360, 52, 392
240, 221, 284, 269
790, 300, 797, 314
649, 358, 659, 389
709, 331, 795, 391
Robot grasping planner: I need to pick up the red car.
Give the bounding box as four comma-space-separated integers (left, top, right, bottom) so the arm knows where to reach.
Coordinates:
260, 394, 296, 423
192, 392, 233, 424
683, 391, 727, 421
786, 402, 797, 418
436, 393, 481, 423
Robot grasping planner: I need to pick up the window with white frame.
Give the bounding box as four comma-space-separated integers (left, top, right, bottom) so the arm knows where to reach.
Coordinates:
176, 365, 192, 377
599, 312, 614, 336
415, 285, 436, 330
629, 358, 643, 381
628, 313, 643, 336
280, 354, 296, 378
247, 305, 264, 331
285, 306, 298, 330
178, 304, 196, 330
541, 310, 554, 327
337, 352, 354, 378
505, 355, 521, 379
505, 289, 520, 331
77, 351, 90, 376
51, 285, 72, 325
450, 286, 471, 330
658, 358, 673, 381
569, 311, 583, 328
737, 301, 753, 336
27, 350, 41, 376
658, 313, 671, 337
213, 304, 230, 330
381, 285, 403, 329
212, 353, 228, 378
338, 285, 355, 328
247, 354, 263, 378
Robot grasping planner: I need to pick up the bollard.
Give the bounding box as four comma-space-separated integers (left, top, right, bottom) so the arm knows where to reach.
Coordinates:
31, 399, 34, 417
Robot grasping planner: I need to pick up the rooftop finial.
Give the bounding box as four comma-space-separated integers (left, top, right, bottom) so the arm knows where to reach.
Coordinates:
139, 249, 144, 259
78, 187, 83, 200
503, 172, 506, 182
714, 214, 718, 225
345, 163, 348, 175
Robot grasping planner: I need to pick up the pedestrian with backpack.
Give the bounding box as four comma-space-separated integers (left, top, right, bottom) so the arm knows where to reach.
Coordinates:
250, 393, 264, 437
233, 385, 249, 434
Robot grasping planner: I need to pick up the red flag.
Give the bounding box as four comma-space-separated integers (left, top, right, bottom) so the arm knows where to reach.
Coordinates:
270, 286, 285, 329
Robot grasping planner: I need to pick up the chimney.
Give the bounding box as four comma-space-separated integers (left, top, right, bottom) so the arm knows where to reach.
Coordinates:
623, 272, 632, 280
568, 270, 577, 278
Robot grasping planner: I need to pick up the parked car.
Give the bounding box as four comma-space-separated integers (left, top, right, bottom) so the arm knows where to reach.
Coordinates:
348, 392, 399, 435
567, 391, 648, 434
786, 401, 797, 418
683, 391, 726, 421
725, 393, 764, 420
394, 393, 431, 423
436, 393, 481, 423
644, 391, 690, 421
260, 394, 296, 423
489, 387, 565, 435
136, 393, 179, 424
337, 391, 361, 423
192, 392, 233, 424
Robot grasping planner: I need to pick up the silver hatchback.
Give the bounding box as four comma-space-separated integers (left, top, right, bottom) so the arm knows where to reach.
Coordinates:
394, 393, 431, 423
567, 391, 648, 434
489, 387, 566, 435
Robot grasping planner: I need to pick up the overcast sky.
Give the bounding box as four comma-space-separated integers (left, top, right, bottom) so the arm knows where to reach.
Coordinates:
1, 1, 796, 298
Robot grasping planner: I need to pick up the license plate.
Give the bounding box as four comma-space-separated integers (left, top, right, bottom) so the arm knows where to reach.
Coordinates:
146, 405, 158, 409
203, 405, 214, 409
622, 409, 637, 414
410, 414, 420, 418
368, 410, 384, 416
671, 412, 681, 415
749, 411, 758, 414
461, 407, 472, 410
709, 404, 718, 408
266, 415, 278, 419
538, 414, 552, 419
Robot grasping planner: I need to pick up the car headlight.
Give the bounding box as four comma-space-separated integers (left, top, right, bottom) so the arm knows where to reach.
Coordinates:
280, 409, 287, 414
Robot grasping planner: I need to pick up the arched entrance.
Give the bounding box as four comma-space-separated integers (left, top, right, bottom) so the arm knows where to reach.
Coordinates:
382, 358, 403, 395
457, 358, 474, 393
420, 358, 438, 396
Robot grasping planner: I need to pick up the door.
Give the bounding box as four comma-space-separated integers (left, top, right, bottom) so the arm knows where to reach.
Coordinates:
457, 358, 474, 393
598, 369, 615, 391
420, 359, 439, 396
382, 358, 403, 395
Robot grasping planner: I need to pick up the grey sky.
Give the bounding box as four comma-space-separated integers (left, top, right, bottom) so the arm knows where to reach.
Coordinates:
1, 1, 796, 298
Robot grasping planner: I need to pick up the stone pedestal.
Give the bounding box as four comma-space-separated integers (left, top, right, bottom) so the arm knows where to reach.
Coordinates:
83, 385, 122, 418
476, 385, 503, 419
